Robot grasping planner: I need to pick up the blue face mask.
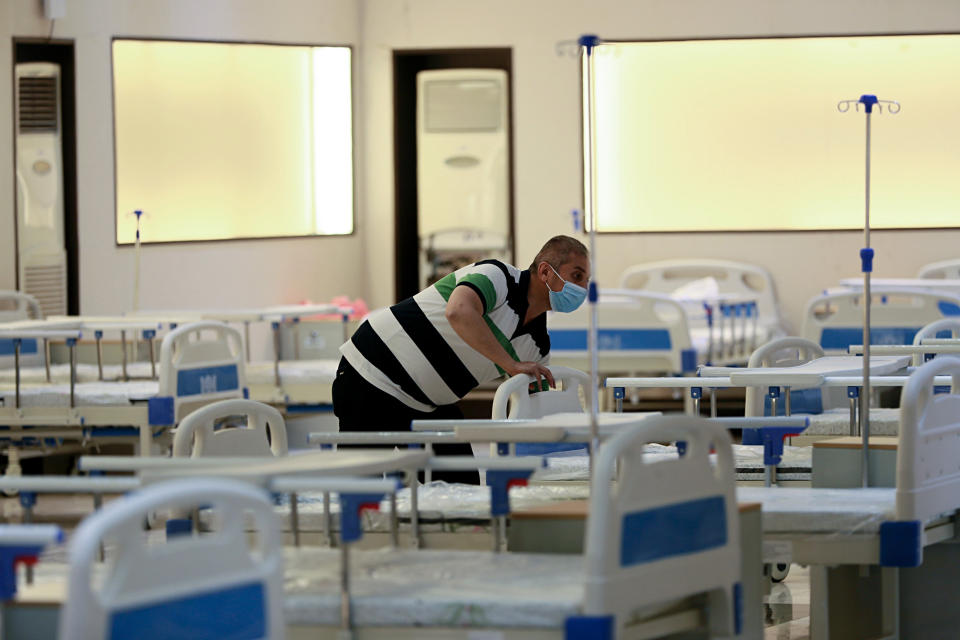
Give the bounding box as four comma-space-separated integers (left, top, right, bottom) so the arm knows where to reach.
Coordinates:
546, 263, 587, 313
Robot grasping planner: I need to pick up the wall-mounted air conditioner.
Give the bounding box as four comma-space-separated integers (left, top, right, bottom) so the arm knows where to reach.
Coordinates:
14, 62, 67, 318
416, 69, 510, 286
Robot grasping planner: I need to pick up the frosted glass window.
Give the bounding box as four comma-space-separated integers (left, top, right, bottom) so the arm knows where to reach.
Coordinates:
592, 34, 960, 232
113, 40, 353, 244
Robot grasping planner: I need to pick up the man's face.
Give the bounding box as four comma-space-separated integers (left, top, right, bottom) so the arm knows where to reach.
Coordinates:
554, 253, 590, 289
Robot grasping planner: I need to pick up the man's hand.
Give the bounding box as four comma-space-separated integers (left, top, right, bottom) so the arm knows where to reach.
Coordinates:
507, 361, 555, 389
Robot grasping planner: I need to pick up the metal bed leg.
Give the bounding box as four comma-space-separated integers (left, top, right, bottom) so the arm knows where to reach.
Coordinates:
849, 387, 859, 437
290, 492, 300, 547
340, 544, 354, 638
389, 492, 399, 549
68, 338, 77, 409
493, 515, 507, 553
14, 339, 21, 409
120, 330, 129, 381
784, 385, 792, 445
43, 337, 50, 382
409, 474, 420, 549
271, 322, 281, 389
20, 492, 35, 584
424, 443, 433, 484
690, 387, 701, 417
322, 491, 333, 548
147, 331, 157, 379
292, 318, 301, 360
95, 331, 104, 380
709, 388, 717, 418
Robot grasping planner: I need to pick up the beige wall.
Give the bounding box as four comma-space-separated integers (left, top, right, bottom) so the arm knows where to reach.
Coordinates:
3, 0, 960, 338
0, 0, 366, 355
360, 0, 960, 333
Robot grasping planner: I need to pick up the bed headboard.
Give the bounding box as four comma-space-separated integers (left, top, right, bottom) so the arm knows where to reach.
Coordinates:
896, 356, 960, 524
918, 259, 960, 280
582, 414, 740, 636
159, 321, 247, 421
58, 477, 284, 640
618, 259, 781, 326
547, 290, 696, 375
802, 288, 960, 353
0, 291, 44, 369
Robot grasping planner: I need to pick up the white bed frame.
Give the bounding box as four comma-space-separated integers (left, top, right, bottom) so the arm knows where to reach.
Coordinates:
548, 290, 707, 376
58, 478, 285, 640
740, 357, 960, 638
44, 415, 742, 639
917, 258, 960, 280
618, 258, 784, 333
0, 321, 248, 462
802, 288, 960, 354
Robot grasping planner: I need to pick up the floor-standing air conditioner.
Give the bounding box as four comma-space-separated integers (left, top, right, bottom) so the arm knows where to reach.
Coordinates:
14, 62, 67, 317
417, 69, 510, 287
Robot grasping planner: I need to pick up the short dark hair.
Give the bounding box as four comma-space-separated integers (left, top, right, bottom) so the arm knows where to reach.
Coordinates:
528, 235, 589, 271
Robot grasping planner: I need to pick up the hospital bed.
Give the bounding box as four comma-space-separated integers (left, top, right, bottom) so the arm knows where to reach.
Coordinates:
801, 287, 960, 354
0, 321, 249, 467
0, 317, 167, 385
618, 258, 787, 339
14, 414, 746, 639
131, 305, 349, 438
735, 356, 960, 638
547, 289, 762, 396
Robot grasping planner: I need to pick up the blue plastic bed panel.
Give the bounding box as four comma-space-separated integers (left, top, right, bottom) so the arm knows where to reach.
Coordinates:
620, 495, 727, 567
515, 442, 587, 456
176, 364, 240, 397
564, 614, 614, 640
819, 328, 919, 350
549, 328, 672, 351
0, 338, 39, 356
147, 396, 175, 426
108, 581, 266, 640
879, 520, 923, 567
938, 301, 960, 316
763, 388, 823, 415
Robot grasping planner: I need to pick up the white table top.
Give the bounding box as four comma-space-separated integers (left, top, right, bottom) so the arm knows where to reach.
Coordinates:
840, 277, 960, 292
848, 344, 960, 355
81, 450, 430, 478
728, 355, 910, 386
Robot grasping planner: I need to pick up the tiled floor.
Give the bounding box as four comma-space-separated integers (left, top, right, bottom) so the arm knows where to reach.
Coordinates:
764, 564, 810, 639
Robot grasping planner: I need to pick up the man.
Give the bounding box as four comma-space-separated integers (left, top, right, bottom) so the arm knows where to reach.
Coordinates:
333, 235, 589, 480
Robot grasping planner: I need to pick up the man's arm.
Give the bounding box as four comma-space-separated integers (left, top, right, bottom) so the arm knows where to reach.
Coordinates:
445, 286, 555, 388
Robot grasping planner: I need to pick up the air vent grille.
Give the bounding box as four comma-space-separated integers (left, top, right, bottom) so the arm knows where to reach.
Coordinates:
23, 263, 66, 317
18, 76, 58, 133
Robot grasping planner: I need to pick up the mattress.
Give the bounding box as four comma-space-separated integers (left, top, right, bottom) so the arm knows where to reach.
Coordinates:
805, 408, 900, 436
736, 486, 895, 534
0, 380, 158, 407
26, 547, 586, 630
284, 547, 584, 627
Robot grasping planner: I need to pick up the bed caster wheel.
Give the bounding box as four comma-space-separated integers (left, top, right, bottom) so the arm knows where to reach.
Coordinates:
768, 562, 790, 583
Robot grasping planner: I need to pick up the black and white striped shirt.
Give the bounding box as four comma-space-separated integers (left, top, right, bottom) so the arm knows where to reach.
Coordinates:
340, 260, 550, 411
